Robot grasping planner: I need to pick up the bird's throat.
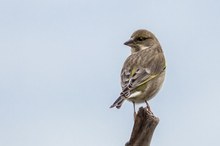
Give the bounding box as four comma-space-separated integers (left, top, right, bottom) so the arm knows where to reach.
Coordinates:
131, 46, 150, 53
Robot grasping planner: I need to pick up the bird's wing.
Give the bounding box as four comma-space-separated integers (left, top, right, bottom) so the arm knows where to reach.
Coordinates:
120, 53, 166, 98
120, 67, 149, 97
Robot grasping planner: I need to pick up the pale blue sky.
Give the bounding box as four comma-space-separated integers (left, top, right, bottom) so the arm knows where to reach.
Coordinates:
0, 0, 220, 146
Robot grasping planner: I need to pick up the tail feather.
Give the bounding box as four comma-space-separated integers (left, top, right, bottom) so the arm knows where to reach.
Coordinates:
110, 96, 125, 109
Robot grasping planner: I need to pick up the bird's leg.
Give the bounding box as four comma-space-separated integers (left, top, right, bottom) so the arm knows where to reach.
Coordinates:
145, 100, 153, 115
132, 102, 136, 120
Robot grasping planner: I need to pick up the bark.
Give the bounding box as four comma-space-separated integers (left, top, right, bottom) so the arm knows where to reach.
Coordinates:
125, 107, 159, 146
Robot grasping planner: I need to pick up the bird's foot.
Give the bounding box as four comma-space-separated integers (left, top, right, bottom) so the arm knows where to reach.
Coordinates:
133, 111, 137, 121
145, 101, 154, 115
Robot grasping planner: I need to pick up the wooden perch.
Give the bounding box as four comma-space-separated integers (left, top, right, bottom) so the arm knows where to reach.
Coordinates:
125, 107, 159, 146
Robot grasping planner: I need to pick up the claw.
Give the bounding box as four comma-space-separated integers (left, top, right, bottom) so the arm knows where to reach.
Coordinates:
145, 101, 154, 115
133, 102, 136, 121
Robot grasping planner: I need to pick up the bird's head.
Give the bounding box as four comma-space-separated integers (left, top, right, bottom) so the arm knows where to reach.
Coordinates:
124, 29, 159, 53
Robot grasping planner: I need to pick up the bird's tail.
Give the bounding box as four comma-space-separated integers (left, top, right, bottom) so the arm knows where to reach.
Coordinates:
110, 96, 125, 109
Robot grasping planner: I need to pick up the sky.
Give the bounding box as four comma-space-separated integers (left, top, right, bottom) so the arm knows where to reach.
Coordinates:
0, 0, 220, 146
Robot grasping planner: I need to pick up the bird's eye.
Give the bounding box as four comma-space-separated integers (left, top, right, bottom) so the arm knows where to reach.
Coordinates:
136, 37, 147, 41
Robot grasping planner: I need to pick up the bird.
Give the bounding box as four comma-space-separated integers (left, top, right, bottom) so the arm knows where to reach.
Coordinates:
110, 29, 166, 117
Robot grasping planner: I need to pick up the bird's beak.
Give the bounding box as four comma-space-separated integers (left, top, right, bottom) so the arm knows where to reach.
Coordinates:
124, 38, 134, 46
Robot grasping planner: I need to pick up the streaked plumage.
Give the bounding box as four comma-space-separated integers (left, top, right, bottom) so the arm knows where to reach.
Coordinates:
110, 29, 166, 113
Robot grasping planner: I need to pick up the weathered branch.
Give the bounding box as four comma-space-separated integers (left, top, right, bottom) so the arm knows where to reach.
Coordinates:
125, 107, 159, 146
